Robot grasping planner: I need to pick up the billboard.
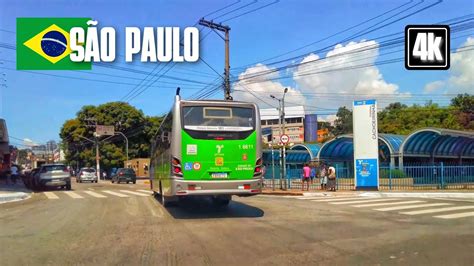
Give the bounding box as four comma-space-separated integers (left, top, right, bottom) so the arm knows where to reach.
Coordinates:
353, 99, 379, 190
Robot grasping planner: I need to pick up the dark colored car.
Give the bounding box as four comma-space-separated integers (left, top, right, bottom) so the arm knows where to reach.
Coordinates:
111, 168, 136, 184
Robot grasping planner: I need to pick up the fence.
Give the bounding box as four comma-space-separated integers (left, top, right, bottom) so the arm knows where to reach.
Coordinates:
263, 163, 474, 190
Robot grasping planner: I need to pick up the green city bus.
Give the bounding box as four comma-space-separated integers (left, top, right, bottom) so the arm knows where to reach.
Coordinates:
150, 89, 263, 207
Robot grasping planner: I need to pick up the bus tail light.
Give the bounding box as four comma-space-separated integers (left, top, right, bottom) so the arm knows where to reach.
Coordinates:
254, 158, 263, 177
171, 157, 183, 176
244, 184, 251, 189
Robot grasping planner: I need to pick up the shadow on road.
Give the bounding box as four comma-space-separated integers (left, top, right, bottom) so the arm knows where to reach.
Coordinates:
162, 197, 265, 219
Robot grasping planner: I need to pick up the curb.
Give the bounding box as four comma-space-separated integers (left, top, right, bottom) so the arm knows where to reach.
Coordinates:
261, 191, 304, 196
360, 192, 474, 199
0, 192, 31, 204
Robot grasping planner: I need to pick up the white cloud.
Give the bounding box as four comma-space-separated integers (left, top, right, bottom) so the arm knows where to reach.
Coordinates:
424, 80, 445, 94
23, 138, 37, 147
423, 36, 474, 95
448, 36, 474, 93
234, 40, 410, 118
233, 63, 304, 108
293, 40, 403, 109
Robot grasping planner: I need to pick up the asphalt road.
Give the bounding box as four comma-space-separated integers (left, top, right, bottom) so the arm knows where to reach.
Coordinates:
1, 181, 473, 265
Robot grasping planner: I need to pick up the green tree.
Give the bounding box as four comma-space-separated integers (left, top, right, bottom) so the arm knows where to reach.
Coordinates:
378, 102, 462, 135
450, 93, 474, 130
333, 106, 353, 135
60, 102, 162, 170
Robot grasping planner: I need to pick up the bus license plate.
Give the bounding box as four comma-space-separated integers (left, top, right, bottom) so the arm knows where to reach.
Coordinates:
211, 173, 227, 178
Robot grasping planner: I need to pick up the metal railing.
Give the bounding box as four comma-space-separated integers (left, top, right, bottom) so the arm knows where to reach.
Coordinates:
263, 163, 474, 190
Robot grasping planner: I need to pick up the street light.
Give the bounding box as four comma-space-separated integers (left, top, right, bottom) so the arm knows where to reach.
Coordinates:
269, 87, 289, 190
114, 132, 129, 163
75, 134, 101, 182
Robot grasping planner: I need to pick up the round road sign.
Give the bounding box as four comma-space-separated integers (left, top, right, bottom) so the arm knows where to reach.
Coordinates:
280, 134, 290, 144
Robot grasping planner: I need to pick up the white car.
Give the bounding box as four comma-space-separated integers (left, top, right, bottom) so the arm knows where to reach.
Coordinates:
77, 168, 98, 183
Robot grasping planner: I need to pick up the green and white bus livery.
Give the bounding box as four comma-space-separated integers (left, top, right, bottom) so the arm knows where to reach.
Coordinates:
150, 89, 263, 207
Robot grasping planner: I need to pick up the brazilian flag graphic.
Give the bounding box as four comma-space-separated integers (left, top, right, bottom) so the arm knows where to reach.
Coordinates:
17, 18, 92, 70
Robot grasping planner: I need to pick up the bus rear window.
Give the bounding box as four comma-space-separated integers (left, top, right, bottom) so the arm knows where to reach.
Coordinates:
182, 106, 254, 132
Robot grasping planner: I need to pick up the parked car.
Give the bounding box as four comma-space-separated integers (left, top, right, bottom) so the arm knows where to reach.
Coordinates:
111, 168, 136, 184
33, 164, 71, 190
23, 168, 39, 188
77, 167, 98, 183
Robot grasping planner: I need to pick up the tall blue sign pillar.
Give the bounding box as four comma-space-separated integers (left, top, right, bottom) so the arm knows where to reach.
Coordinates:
353, 100, 379, 190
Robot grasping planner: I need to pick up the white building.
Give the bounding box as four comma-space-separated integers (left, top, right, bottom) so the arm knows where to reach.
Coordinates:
260, 106, 306, 144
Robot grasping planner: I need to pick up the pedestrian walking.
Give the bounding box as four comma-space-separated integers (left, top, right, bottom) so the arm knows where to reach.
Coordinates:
10, 164, 18, 185
310, 164, 316, 185
327, 165, 337, 191
320, 164, 327, 190
302, 163, 311, 191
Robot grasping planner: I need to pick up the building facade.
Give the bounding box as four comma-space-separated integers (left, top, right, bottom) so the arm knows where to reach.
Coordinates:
260, 106, 317, 144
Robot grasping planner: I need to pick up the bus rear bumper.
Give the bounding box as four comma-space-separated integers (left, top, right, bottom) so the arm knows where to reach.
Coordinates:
173, 179, 263, 196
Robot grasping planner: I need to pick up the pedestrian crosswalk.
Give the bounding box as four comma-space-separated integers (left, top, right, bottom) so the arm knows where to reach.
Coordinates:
295, 195, 474, 220
40, 189, 153, 200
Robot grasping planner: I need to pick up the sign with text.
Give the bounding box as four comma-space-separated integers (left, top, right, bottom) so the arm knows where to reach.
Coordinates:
353, 99, 379, 190
96, 125, 114, 136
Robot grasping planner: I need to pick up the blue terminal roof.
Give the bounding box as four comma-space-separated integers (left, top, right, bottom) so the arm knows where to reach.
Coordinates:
318, 135, 354, 160
379, 134, 406, 154
290, 144, 321, 159
401, 128, 474, 158
262, 150, 311, 164
318, 134, 406, 161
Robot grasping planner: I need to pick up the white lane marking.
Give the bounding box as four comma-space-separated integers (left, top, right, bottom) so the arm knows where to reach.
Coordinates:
296, 196, 327, 200
44, 192, 59, 199
102, 190, 129, 198
83, 191, 107, 198
64, 191, 84, 199
401, 206, 474, 215
434, 212, 474, 219
352, 200, 425, 208
119, 190, 150, 197
137, 189, 154, 194
311, 197, 367, 202
375, 203, 452, 212
330, 198, 400, 205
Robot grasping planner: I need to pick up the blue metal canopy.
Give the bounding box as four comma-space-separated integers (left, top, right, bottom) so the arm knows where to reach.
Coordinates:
290, 143, 321, 160
400, 128, 474, 159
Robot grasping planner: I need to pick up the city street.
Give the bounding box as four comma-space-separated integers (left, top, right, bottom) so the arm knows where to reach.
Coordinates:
1, 181, 473, 265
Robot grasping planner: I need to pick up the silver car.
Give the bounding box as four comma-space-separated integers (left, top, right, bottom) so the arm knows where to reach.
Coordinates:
77, 168, 98, 183
34, 164, 71, 190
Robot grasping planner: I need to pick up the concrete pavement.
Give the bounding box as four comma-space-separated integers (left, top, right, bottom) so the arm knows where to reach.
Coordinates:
0, 182, 32, 204
1, 181, 473, 265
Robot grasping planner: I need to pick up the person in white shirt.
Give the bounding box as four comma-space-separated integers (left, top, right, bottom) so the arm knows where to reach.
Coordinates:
10, 165, 19, 185
327, 165, 337, 191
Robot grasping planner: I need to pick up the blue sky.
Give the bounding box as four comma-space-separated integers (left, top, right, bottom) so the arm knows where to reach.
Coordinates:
0, 0, 473, 145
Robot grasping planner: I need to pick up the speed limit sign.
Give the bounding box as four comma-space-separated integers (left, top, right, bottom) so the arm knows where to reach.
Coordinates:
280, 134, 290, 144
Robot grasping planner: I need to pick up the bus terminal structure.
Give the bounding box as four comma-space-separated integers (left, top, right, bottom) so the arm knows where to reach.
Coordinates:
262, 128, 474, 189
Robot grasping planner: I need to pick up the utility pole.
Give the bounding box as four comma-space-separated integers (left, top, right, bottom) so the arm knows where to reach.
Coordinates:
84, 118, 101, 181
270, 87, 288, 190
281, 88, 288, 190
198, 18, 232, 100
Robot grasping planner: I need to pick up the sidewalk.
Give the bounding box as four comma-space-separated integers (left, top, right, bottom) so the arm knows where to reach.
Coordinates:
0, 181, 32, 204
262, 189, 474, 199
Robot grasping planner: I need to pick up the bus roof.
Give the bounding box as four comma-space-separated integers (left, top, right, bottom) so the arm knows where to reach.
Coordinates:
180, 99, 258, 108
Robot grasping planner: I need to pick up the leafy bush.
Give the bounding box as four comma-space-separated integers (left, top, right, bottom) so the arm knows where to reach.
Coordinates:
380, 169, 406, 178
